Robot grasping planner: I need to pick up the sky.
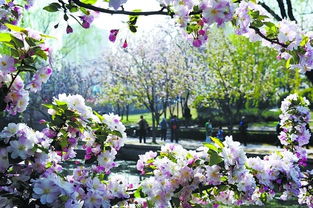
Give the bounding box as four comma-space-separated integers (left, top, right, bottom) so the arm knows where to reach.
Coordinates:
93, 0, 172, 45
23, 0, 174, 64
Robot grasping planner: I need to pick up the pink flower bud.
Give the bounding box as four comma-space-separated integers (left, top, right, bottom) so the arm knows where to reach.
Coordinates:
82, 21, 90, 29
66, 25, 73, 34
109, 29, 119, 42
192, 39, 202, 47
122, 40, 128, 48
198, 29, 206, 36
39, 119, 46, 124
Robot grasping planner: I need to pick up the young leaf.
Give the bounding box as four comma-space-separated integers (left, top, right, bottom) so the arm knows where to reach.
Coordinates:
0, 33, 12, 42
203, 143, 218, 152
81, 0, 97, 4
43, 3, 61, 12
4, 23, 27, 33
211, 137, 224, 148
209, 151, 223, 166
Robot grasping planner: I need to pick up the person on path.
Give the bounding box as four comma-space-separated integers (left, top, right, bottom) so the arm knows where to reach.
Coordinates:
275, 122, 283, 147
205, 120, 213, 143
239, 116, 248, 146
159, 117, 168, 141
137, 115, 149, 143
216, 126, 224, 141
170, 115, 179, 143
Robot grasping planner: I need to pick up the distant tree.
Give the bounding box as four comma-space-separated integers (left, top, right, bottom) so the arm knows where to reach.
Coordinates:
194, 30, 303, 130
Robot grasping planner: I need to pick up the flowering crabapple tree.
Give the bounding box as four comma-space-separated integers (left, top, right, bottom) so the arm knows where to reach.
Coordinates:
0, 0, 313, 207
103, 33, 202, 142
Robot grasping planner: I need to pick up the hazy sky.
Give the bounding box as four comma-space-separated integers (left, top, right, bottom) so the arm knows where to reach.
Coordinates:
94, 0, 170, 37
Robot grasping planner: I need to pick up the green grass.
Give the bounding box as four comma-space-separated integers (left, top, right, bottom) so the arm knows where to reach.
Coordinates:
121, 105, 198, 125
122, 112, 152, 125
122, 109, 313, 129
250, 121, 278, 128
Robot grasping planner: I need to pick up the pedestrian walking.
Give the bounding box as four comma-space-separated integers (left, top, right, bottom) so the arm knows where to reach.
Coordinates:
205, 120, 213, 143
239, 116, 248, 146
137, 115, 149, 143
159, 117, 168, 141
170, 115, 179, 143
216, 126, 224, 141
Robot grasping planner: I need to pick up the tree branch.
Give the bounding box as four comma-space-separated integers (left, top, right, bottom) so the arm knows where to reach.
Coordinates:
72, 0, 170, 16
249, 26, 288, 48
286, 0, 297, 22
276, 0, 287, 19
71, 0, 202, 16
259, 1, 282, 21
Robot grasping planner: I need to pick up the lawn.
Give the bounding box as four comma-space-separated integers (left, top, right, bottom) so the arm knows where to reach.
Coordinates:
121, 105, 198, 125
122, 110, 313, 129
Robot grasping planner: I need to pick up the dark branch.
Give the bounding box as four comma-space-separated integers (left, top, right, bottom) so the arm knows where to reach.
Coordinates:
249, 26, 288, 48
276, 0, 287, 19
305, 71, 313, 85
286, 0, 297, 22
72, 0, 170, 16
259, 1, 282, 21
71, 0, 201, 16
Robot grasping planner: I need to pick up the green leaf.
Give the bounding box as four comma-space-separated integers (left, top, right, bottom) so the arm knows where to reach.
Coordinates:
43, 3, 61, 12
34, 49, 48, 60
11, 36, 24, 48
4, 23, 27, 33
42, 104, 54, 109
286, 57, 291, 69
25, 37, 36, 47
300, 36, 309, 47
80, 7, 90, 15
0, 33, 12, 42
203, 143, 218, 152
129, 25, 137, 33
209, 150, 223, 166
134, 186, 144, 198
55, 100, 68, 107
66, 4, 79, 12
40, 34, 56, 39
81, 0, 97, 4
211, 137, 224, 148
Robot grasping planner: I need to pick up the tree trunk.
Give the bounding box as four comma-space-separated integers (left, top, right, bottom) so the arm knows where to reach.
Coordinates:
151, 112, 157, 143
126, 104, 129, 121
176, 101, 179, 117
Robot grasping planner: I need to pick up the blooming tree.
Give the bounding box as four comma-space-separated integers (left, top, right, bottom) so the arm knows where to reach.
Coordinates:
103, 33, 201, 142
194, 30, 301, 130
1, 0, 313, 207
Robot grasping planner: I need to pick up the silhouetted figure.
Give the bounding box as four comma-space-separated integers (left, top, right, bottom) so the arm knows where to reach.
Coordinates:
239, 116, 248, 146
170, 115, 179, 143
217, 126, 224, 141
306, 124, 312, 148
138, 115, 149, 143
183, 105, 191, 127
205, 120, 213, 143
275, 122, 283, 147
159, 118, 168, 141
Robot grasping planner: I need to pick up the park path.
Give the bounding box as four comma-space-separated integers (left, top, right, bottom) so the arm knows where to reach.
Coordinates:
125, 136, 313, 159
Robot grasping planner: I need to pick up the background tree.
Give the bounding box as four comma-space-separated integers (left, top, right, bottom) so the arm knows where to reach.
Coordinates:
194, 30, 302, 130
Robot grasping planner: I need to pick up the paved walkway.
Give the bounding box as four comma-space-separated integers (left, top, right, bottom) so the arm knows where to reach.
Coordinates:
125, 136, 313, 159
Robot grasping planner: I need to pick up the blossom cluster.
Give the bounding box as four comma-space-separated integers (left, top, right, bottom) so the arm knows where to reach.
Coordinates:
157, 0, 234, 48
0, 24, 52, 115
278, 94, 311, 166
299, 170, 313, 208
0, 94, 131, 207
136, 136, 304, 207
233, 1, 313, 73
1, 65, 29, 115
26, 66, 53, 93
